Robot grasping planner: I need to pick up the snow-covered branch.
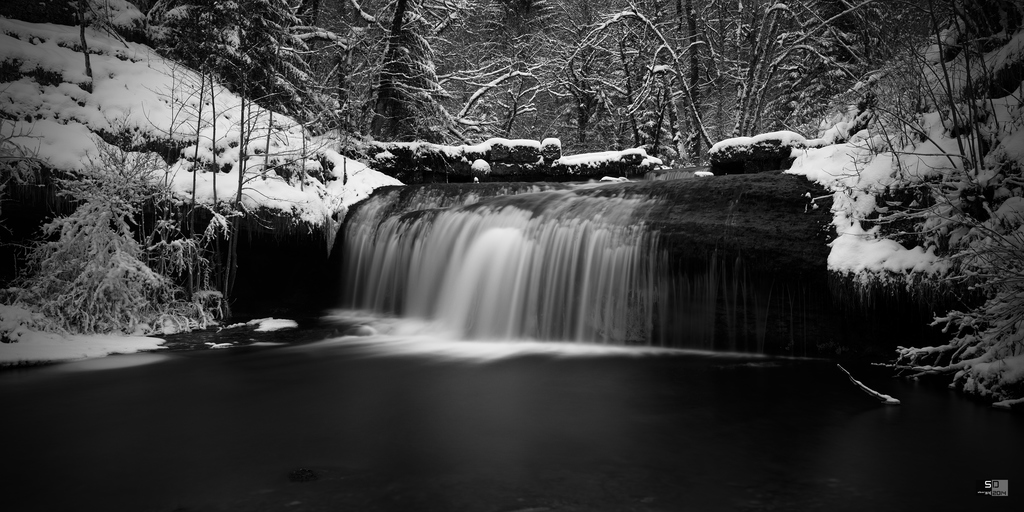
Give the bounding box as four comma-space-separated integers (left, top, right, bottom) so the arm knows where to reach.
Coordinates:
837, 364, 901, 405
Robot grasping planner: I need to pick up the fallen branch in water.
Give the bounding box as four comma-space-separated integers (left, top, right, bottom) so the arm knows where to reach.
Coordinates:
992, 397, 1024, 410
838, 364, 901, 405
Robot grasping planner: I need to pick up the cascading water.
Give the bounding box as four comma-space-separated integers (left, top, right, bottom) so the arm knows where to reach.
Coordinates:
339, 177, 853, 353
342, 187, 659, 343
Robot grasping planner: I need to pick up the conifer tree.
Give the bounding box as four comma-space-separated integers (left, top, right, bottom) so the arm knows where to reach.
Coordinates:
371, 0, 453, 142
152, 0, 325, 126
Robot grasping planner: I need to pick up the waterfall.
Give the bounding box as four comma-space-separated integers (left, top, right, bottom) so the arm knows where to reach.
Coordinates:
342, 188, 659, 343
339, 179, 843, 354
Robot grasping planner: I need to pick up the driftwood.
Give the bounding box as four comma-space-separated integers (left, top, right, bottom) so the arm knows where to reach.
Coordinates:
837, 364, 901, 405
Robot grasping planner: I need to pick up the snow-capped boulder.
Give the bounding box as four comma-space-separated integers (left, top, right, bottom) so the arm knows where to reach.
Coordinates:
490, 138, 542, 164
541, 138, 562, 162
708, 131, 812, 174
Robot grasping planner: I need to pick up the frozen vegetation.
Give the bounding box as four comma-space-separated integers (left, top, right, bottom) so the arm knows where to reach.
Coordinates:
0, 10, 398, 364
785, 15, 1024, 405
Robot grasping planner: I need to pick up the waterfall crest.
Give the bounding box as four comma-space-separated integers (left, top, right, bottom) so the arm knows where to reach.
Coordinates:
342, 188, 659, 343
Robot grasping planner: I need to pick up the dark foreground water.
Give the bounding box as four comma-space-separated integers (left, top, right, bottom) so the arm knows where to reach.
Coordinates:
1, 323, 1021, 512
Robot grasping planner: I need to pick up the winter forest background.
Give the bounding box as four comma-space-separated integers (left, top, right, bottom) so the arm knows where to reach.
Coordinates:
139, 0, 927, 161
1, 0, 1023, 405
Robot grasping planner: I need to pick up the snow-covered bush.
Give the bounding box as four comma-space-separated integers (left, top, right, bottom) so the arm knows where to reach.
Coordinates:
8, 138, 218, 335
897, 199, 1024, 404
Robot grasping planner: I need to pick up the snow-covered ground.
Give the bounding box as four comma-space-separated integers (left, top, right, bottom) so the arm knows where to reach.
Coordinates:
0, 15, 399, 365
0, 16, 400, 224
0, 304, 308, 365
0, 304, 166, 365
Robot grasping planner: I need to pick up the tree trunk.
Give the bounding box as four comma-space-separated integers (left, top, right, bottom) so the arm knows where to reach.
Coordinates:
665, 78, 682, 162
619, 37, 641, 147
77, 0, 93, 90
685, 0, 701, 159
371, 0, 409, 139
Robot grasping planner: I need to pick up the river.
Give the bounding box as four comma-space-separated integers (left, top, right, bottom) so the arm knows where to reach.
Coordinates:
1, 316, 1020, 511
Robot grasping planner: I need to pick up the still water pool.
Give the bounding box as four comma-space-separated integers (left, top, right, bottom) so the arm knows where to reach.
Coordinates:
1, 318, 1021, 512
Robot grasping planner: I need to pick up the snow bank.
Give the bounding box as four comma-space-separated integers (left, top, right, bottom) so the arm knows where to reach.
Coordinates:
1, 305, 165, 365
709, 130, 813, 155
0, 18, 399, 226
249, 318, 299, 332
556, 148, 662, 168
785, 110, 963, 278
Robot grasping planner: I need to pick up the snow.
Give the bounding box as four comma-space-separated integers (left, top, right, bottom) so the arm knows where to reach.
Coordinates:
556, 147, 662, 168
1, 305, 165, 366
215, 317, 297, 332
86, 0, 145, 31
307, 146, 401, 218
471, 159, 491, 172
785, 110, 962, 278
959, 353, 1024, 402
387, 137, 545, 157
0, 18, 399, 227
709, 130, 811, 154
488, 137, 542, 150
541, 137, 561, 148
837, 364, 901, 405
250, 318, 298, 332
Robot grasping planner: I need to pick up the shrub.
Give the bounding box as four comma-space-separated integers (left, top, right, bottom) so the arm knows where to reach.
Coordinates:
10, 137, 217, 334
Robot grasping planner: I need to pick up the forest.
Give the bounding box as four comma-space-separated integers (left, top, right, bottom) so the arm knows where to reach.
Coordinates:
130, 0, 929, 163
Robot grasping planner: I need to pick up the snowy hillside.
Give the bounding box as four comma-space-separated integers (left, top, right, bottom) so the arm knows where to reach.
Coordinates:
0, 15, 399, 225
784, 18, 1024, 406
0, 10, 400, 364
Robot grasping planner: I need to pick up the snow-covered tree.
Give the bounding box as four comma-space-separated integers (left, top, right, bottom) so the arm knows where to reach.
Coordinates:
151, 0, 327, 127
442, 0, 555, 137
7, 138, 218, 335
370, 0, 454, 141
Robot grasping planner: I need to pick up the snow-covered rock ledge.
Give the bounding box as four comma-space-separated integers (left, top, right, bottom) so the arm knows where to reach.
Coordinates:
366, 138, 662, 183
708, 112, 871, 175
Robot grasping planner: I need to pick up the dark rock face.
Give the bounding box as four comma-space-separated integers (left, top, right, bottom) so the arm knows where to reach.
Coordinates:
580, 175, 944, 356
0, 180, 332, 320
709, 139, 797, 174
